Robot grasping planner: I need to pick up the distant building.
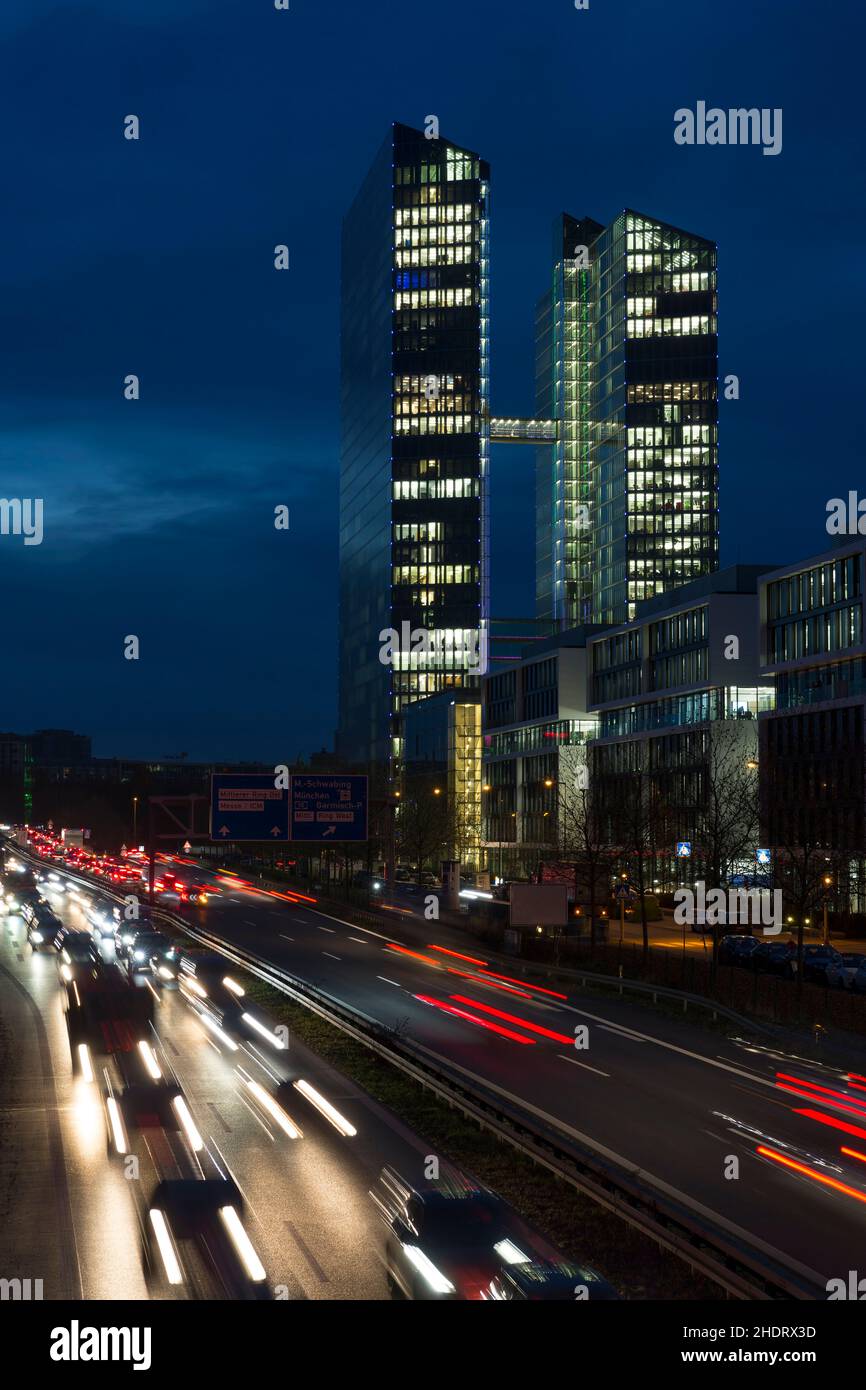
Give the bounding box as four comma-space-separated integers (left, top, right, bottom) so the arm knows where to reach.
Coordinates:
535, 211, 719, 628
758, 541, 865, 907
481, 631, 599, 876
586, 566, 774, 886
402, 689, 482, 868
337, 122, 491, 774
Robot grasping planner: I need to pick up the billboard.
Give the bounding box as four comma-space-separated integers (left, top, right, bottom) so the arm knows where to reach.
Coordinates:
509, 883, 568, 927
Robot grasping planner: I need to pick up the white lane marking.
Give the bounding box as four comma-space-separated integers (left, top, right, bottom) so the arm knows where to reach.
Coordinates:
377, 976, 402, 988
244, 920, 258, 927
295, 906, 396, 945
554, 1000, 782, 1096
316, 925, 336, 934
557, 1054, 610, 1077
280, 935, 295, 943
322, 952, 341, 962
597, 1023, 647, 1042
349, 937, 368, 945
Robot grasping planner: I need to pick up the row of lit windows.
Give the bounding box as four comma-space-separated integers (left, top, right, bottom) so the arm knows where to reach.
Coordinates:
393, 523, 443, 540
769, 606, 862, 662
628, 472, 714, 489
395, 204, 476, 225
395, 158, 479, 186
394, 414, 476, 435
628, 496, 712, 513
393, 479, 480, 499
766, 557, 861, 619
396, 226, 476, 248
627, 272, 712, 293
395, 395, 474, 415
394, 289, 476, 309
392, 565, 477, 585
627, 316, 716, 338
396, 247, 475, 267
628, 449, 714, 466
627, 382, 716, 402
627, 425, 715, 445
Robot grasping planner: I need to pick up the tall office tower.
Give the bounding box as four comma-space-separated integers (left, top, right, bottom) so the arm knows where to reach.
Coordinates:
535, 210, 719, 628
338, 123, 491, 773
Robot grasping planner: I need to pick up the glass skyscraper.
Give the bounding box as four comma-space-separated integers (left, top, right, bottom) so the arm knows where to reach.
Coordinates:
337, 123, 490, 772
535, 210, 719, 628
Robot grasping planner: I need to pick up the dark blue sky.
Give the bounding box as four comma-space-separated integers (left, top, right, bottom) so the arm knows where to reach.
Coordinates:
0, 0, 861, 760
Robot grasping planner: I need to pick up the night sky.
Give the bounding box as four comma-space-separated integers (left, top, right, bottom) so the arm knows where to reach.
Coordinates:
1, 0, 860, 761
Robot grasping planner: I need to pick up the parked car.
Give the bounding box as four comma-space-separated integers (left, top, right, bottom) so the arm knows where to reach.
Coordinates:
801, 945, 844, 985
718, 934, 761, 967
825, 952, 866, 990
751, 941, 797, 977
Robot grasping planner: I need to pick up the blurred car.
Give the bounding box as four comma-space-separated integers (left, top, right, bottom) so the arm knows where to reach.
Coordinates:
142, 1177, 271, 1300
57, 930, 102, 982
22, 901, 65, 951
718, 934, 761, 967
801, 944, 844, 985
150, 941, 182, 983
89, 903, 116, 939
825, 952, 866, 990
175, 881, 209, 905
124, 931, 172, 976
484, 1258, 619, 1301
64, 970, 154, 1076
419, 872, 441, 889
372, 1167, 516, 1300
113, 909, 155, 957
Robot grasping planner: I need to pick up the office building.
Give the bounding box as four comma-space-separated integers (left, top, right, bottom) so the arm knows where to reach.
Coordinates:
758, 541, 866, 906
535, 210, 719, 629
587, 566, 774, 886
337, 123, 491, 774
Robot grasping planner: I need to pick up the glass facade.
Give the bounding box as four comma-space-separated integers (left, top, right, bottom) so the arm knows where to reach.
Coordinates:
536, 210, 719, 629
338, 124, 490, 771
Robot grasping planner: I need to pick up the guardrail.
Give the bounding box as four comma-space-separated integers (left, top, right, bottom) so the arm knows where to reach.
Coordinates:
15, 846, 825, 1301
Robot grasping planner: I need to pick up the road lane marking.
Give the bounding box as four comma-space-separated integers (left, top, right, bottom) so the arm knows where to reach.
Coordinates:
377, 976, 402, 987
349, 937, 368, 945
322, 952, 341, 962
284, 1220, 329, 1283
207, 1101, 232, 1133
557, 1055, 610, 1077
280, 935, 295, 943
597, 1023, 647, 1042
316, 925, 336, 934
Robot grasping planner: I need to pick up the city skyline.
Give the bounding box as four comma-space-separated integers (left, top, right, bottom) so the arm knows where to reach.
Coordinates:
1, 0, 859, 763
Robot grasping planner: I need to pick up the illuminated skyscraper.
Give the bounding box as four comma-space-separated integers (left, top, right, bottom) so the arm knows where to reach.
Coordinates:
536, 210, 719, 628
338, 123, 490, 772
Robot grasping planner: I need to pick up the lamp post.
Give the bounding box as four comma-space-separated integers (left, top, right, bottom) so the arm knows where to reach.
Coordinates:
821, 874, 833, 946
132, 796, 139, 843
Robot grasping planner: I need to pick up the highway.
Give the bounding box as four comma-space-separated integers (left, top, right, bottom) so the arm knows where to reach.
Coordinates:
144, 855, 866, 1290
5, 839, 866, 1300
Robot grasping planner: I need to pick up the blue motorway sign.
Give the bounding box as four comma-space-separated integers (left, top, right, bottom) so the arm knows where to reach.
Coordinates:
756, 847, 772, 866
210, 774, 289, 842
676, 841, 692, 859
291, 774, 368, 842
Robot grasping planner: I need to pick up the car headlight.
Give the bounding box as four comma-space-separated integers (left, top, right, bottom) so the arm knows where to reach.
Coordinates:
133, 950, 145, 961
31, 931, 43, 943
122, 934, 135, 945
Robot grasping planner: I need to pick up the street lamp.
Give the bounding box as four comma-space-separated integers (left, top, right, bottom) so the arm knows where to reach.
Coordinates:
132, 796, 139, 841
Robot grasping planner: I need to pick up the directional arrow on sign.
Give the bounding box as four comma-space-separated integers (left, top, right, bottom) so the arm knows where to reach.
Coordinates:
270, 826, 282, 837
322, 825, 336, 837
219, 826, 231, 837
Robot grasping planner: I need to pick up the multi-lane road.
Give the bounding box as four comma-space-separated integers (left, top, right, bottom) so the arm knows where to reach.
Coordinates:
4, 844, 866, 1299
